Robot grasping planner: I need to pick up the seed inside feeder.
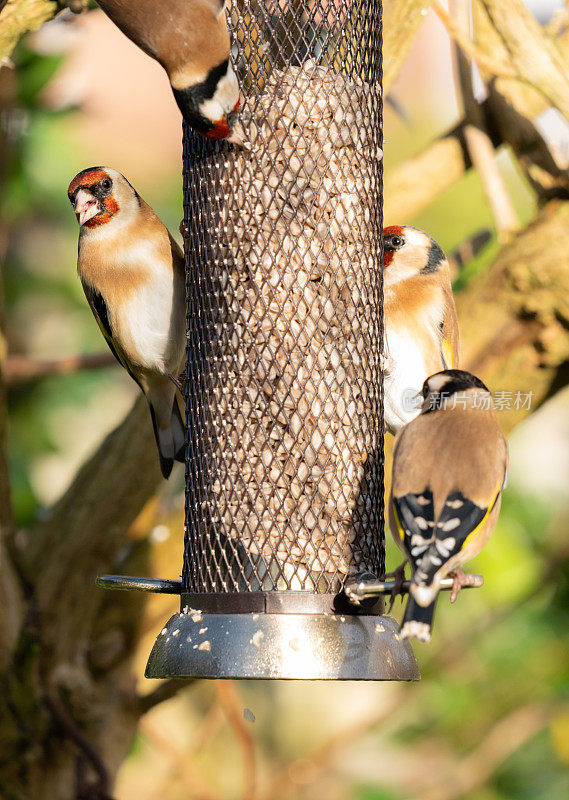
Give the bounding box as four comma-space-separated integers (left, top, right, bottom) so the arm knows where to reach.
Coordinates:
205, 61, 383, 591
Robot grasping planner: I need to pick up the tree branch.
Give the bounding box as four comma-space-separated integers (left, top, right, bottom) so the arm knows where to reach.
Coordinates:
385, 84, 569, 225
0, 395, 168, 798
384, 129, 471, 223
0, 67, 23, 675
43, 692, 112, 799
0, 0, 58, 64
459, 199, 569, 432
259, 691, 407, 800
19, 395, 164, 664
435, 1, 516, 78
0, 314, 24, 672
474, 0, 569, 123
4, 352, 116, 386
136, 678, 194, 717
0, 327, 24, 675
407, 703, 551, 800
216, 680, 257, 800
139, 717, 224, 800
483, 82, 569, 202
449, 0, 519, 239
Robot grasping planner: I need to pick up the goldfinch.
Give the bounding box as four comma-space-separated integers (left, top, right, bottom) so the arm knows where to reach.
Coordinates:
68, 166, 186, 479
389, 369, 507, 642
383, 226, 459, 433
95, 0, 241, 142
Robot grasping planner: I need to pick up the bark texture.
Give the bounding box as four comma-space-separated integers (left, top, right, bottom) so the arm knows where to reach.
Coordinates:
0, 398, 164, 800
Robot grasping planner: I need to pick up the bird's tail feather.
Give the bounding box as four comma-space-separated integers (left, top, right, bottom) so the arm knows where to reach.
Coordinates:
400, 592, 438, 643
148, 395, 186, 480
172, 395, 186, 463
148, 403, 173, 480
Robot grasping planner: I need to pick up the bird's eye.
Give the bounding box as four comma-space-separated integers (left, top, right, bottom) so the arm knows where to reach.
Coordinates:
391, 235, 403, 248
101, 177, 112, 192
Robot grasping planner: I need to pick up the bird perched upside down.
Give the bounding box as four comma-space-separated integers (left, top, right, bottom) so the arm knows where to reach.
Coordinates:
383, 225, 459, 433
389, 370, 508, 642
68, 166, 186, 479
95, 0, 241, 142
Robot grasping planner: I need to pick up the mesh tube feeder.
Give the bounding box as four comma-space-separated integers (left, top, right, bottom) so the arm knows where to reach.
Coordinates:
99, 0, 419, 680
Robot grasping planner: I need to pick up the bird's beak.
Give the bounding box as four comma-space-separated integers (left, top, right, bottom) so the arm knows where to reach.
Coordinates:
74, 189, 99, 226
226, 99, 246, 147
225, 129, 246, 148
206, 118, 246, 148
206, 96, 245, 146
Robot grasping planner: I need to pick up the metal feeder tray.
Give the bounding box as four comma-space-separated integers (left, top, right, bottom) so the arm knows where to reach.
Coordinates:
97, 574, 420, 680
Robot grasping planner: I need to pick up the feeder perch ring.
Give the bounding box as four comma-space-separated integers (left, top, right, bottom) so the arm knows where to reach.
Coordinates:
96, 575, 182, 594
343, 574, 485, 607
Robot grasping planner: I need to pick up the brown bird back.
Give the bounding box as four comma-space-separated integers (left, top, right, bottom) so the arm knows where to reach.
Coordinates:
392, 398, 507, 518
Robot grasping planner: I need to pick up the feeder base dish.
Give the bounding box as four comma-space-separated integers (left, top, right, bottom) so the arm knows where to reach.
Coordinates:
145, 611, 420, 680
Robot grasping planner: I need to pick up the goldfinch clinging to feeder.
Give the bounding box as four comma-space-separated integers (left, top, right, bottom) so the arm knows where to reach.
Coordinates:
68, 166, 186, 479
389, 369, 507, 642
95, 0, 241, 142
383, 225, 459, 433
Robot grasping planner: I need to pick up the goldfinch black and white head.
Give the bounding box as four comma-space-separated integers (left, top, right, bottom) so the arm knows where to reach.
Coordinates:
383, 225, 447, 289
419, 369, 490, 413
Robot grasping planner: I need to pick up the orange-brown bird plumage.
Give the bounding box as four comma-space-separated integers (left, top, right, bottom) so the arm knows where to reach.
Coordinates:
68, 166, 186, 478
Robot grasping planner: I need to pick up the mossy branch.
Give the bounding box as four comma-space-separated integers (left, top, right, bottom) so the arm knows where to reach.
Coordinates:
0, 0, 58, 64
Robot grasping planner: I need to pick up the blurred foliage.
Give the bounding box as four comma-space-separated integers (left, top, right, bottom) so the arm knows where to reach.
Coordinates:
2, 40, 122, 521
1, 8, 568, 800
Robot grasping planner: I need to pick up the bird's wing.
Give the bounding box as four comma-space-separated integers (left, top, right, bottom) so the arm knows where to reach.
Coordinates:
168, 232, 185, 279
392, 489, 436, 567
414, 486, 501, 586
440, 285, 459, 368
82, 283, 142, 389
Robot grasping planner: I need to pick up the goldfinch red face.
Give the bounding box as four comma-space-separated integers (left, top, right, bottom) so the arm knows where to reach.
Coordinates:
383, 225, 446, 288
208, 98, 241, 142
68, 167, 118, 228
68, 167, 139, 229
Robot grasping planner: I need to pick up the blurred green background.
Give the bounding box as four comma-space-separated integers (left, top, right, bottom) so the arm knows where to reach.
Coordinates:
1, 4, 568, 800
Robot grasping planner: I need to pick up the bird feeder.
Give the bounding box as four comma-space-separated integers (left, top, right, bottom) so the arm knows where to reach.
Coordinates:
99, 0, 419, 680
